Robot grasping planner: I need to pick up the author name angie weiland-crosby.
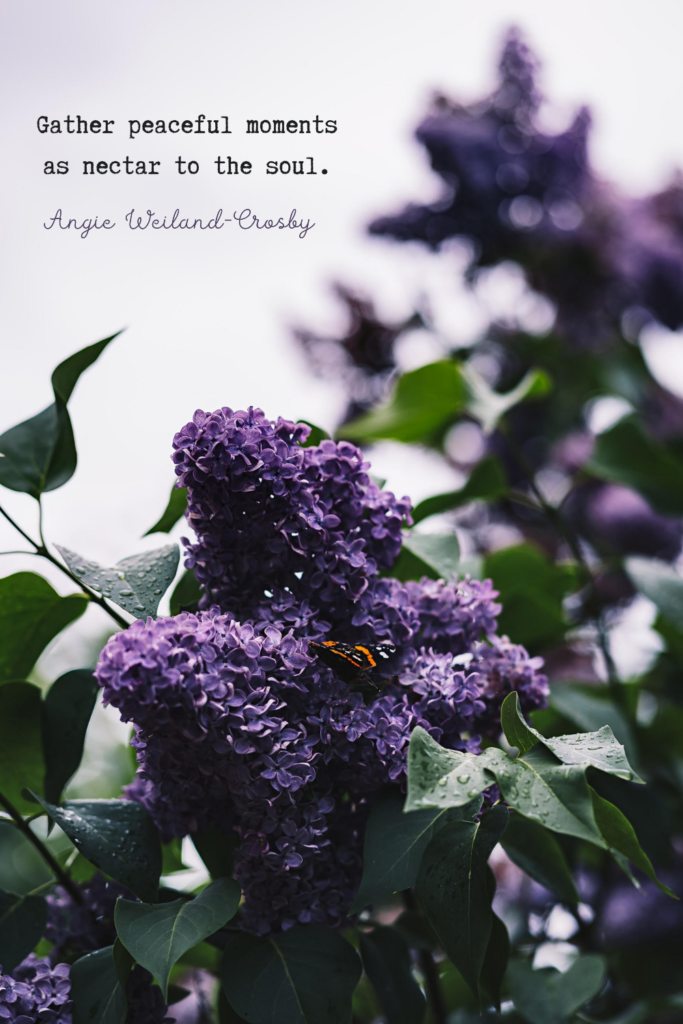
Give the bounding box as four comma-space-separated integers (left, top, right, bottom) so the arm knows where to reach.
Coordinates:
42, 207, 316, 238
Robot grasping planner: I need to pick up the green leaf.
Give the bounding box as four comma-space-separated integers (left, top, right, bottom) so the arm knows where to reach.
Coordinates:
543, 726, 642, 782
115, 877, 240, 998
493, 746, 604, 845
112, 937, 134, 989
359, 927, 426, 1024
400, 532, 460, 580
55, 543, 179, 619
351, 789, 481, 912
483, 545, 574, 651
169, 568, 202, 616
70, 945, 128, 1024
41, 669, 99, 803
501, 813, 578, 905
549, 684, 639, 771
0, 888, 48, 972
463, 364, 551, 435
221, 925, 362, 1024
0, 573, 88, 683
589, 416, 683, 515
416, 806, 508, 1001
412, 457, 507, 524
342, 361, 466, 444
507, 955, 606, 1024
191, 829, 237, 879
0, 682, 45, 813
298, 421, 331, 447
501, 691, 539, 755
590, 788, 676, 897
405, 726, 604, 846
0, 333, 119, 498
144, 486, 187, 536
404, 726, 500, 813
35, 797, 162, 902
504, 691, 642, 782
161, 837, 188, 875
625, 556, 683, 628
480, 899, 510, 1012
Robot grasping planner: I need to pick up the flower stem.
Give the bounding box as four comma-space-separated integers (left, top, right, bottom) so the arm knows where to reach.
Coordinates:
0, 788, 82, 903
498, 425, 624, 704
0, 501, 130, 630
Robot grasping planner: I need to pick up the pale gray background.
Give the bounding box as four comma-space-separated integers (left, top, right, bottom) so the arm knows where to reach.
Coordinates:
0, 0, 681, 669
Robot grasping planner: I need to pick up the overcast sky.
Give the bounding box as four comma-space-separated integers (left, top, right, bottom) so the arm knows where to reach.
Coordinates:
2, 0, 683, 598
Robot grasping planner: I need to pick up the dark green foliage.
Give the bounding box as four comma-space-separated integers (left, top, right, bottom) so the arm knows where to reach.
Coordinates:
343, 361, 466, 444
144, 485, 188, 535
298, 420, 331, 447
0, 888, 48, 972
0, 333, 119, 498
41, 669, 99, 803
412, 456, 507, 524
501, 813, 578, 906
221, 926, 362, 1024
191, 828, 238, 879
169, 567, 202, 614
359, 926, 426, 1024
0, 682, 45, 813
416, 806, 508, 1001
70, 945, 128, 1024
351, 789, 481, 912
589, 415, 683, 515
483, 545, 575, 651
35, 797, 162, 902
115, 878, 241, 997
55, 542, 179, 619
0, 572, 87, 683
507, 956, 606, 1024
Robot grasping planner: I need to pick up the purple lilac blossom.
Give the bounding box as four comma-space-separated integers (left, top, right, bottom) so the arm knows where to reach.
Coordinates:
0, 956, 71, 1024
368, 30, 683, 344
96, 409, 547, 934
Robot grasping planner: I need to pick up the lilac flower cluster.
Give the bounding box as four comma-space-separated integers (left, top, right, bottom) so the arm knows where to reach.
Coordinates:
368, 30, 683, 344
0, 956, 70, 1023
96, 408, 547, 934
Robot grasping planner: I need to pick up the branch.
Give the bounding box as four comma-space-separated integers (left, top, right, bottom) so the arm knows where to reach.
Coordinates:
0, 789, 82, 904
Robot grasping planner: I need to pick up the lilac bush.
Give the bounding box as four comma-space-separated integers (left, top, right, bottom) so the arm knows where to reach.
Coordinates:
96, 408, 547, 934
0, 957, 71, 1024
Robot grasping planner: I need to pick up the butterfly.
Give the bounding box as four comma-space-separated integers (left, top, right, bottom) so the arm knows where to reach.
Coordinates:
308, 639, 398, 690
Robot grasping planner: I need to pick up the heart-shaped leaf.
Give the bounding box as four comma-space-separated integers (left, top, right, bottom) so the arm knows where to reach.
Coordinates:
507, 955, 606, 1024
0, 334, 119, 498
55, 544, 179, 619
0, 683, 45, 813
35, 797, 162, 902
590, 788, 677, 897
115, 877, 240, 998
221, 925, 362, 1024
41, 669, 99, 803
0, 888, 48, 972
70, 945, 127, 1024
352, 789, 481, 912
0, 573, 87, 683
416, 806, 509, 1001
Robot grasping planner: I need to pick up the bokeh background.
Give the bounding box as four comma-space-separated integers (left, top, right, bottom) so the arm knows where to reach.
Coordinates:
2, 0, 683, 892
